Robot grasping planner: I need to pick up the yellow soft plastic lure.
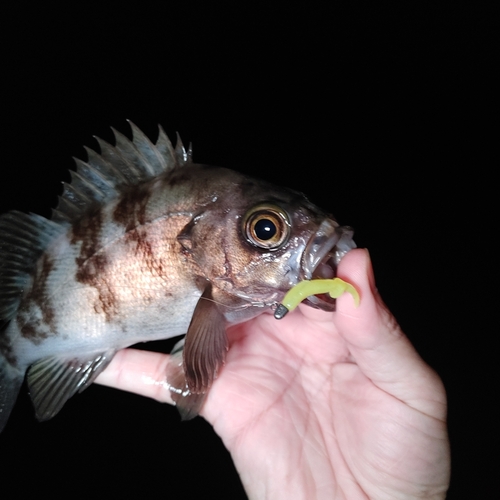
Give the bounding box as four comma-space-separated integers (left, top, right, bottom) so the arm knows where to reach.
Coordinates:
274, 278, 360, 319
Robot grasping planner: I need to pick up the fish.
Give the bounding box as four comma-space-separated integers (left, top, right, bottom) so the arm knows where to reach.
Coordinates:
0, 122, 356, 431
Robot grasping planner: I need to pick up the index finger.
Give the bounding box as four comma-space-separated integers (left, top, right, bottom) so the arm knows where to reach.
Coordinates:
334, 249, 447, 421
95, 348, 175, 404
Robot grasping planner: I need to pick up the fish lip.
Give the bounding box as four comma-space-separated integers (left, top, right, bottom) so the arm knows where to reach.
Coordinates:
301, 219, 356, 280
300, 219, 356, 310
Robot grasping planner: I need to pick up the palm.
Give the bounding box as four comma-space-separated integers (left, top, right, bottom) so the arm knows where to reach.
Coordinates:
203, 253, 449, 498
96, 249, 450, 499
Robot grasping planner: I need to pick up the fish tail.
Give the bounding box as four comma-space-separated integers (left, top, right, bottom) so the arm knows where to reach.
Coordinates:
0, 211, 65, 325
0, 351, 24, 432
0, 211, 64, 432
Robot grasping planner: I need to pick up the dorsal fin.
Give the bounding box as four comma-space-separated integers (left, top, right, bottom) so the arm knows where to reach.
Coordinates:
52, 122, 192, 224
0, 211, 65, 322
0, 123, 191, 323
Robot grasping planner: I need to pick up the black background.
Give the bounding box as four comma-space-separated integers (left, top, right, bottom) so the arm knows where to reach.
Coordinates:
0, 4, 495, 499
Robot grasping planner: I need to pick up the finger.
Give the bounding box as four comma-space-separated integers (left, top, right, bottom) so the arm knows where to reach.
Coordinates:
334, 248, 447, 420
94, 349, 175, 405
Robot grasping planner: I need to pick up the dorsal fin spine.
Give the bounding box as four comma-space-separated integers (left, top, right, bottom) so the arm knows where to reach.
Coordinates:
174, 132, 189, 165
128, 120, 166, 174
73, 157, 117, 193
61, 182, 93, 211
155, 125, 176, 169
69, 170, 106, 203
110, 127, 154, 176
83, 146, 128, 185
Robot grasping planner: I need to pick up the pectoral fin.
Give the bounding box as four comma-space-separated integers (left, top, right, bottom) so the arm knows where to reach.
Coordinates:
166, 340, 207, 421
183, 284, 228, 394
27, 350, 116, 421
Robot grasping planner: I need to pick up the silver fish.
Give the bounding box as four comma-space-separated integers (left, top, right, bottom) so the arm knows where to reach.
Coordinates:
0, 122, 355, 430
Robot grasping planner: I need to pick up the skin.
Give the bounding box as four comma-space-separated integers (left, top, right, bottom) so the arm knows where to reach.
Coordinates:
96, 249, 450, 499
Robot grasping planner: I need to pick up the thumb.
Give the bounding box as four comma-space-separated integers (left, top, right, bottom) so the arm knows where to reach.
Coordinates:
335, 248, 447, 420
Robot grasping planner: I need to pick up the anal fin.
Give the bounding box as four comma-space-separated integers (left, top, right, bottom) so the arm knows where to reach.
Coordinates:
27, 350, 116, 422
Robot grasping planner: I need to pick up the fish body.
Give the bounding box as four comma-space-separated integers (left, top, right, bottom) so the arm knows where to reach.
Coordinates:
0, 123, 355, 431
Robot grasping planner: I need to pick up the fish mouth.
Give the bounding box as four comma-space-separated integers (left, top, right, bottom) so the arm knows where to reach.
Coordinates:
300, 219, 356, 311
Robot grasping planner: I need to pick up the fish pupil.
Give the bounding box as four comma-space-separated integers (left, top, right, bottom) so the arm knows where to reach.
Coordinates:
254, 218, 277, 240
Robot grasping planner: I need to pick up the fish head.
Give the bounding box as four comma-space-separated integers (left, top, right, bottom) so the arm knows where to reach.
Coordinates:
178, 168, 356, 320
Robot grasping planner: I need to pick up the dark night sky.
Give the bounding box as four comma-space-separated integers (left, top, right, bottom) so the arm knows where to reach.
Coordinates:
0, 4, 495, 498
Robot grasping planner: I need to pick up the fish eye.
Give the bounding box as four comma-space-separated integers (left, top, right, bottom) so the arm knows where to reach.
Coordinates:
243, 204, 290, 250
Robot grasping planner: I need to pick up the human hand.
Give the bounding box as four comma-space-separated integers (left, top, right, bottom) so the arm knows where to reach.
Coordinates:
96, 249, 450, 499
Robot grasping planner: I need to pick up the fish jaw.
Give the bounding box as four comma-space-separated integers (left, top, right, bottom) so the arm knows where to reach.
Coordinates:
299, 219, 356, 311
